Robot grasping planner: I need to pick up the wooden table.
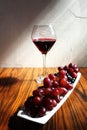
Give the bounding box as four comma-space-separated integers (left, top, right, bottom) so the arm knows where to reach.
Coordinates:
0, 68, 87, 130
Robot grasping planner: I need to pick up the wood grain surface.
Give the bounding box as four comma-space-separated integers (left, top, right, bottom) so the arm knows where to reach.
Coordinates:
0, 68, 87, 130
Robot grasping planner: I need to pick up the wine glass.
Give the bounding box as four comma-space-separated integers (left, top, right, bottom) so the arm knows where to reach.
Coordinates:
31, 25, 56, 84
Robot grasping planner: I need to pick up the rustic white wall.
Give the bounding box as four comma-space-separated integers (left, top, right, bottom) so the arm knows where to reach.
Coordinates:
0, 0, 87, 67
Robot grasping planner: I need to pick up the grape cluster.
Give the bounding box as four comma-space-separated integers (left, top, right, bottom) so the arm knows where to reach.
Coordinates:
24, 63, 79, 118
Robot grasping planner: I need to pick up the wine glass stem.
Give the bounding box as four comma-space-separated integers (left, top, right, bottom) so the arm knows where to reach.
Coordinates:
42, 54, 47, 77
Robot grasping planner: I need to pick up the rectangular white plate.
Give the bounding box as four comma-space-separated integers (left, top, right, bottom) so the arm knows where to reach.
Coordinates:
17, 72, 81, 124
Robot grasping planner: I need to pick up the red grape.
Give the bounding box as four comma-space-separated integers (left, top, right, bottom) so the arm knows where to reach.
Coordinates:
48, 74, 55, 80
53, 95, 60, 103
52, 99, 57, 107
63, 65, 68, 71
43, 97, 52, 106
58, 70, 67, 80
59, 78, 68, 87
24, 96, 33, 109
52, 80, 59, 88
58, 87, 68, 95
69, 67, 74, 74
66, 82, 73, 90
68, 63, 74, 68
33, 88, 44, 97
58, 66, 63, 71
43, 77, 52, 88
59, 70, 67, 76
46, 105, 53, 111
52, 88, 59, 96
71, 72, 77, 78
33, 96, 42, 105
44, 87, 52, 96
30, 105, 39, 117
33, 89, 39, 96
69, 63, 77, 69
38, 107, 46, 117
74, 67, 79, 73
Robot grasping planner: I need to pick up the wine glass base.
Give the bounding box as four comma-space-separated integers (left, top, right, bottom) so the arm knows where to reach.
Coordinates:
35, 76, 45, 84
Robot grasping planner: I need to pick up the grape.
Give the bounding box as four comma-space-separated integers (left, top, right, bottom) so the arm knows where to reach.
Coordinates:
52, 80, 59, 88
69, 63, 77, 70
53, 95, 60, 103
74, 67, 79, 73
42, 99, 53, 111
59, 78, 68, 87
30, 105, 39, 117
59, 74, 67, 80
46, 104, 53, 111
38, 86, 44, 90
63, 65, 68, 71
33, 89, 40, 96
58, 66, 63, 71
33, 88, 44, 97
66, 83, 73, 90
43, 77, 52, 88
38, 87, 44, 95
72, 78, 75, 83
44, 87, 52, 96
68, 63, 74, 68
52, 88, 59, 96
71, 72, 77, 78
73, 64, 77, 69
38, 107, 46, 117
42, 97, 52, 107
52, 99, 57, 107
58, 69, 67, 80
48, 74, 55, 80
59, 70, 67, 76
58, 87, 68, 95
68, 67, 74, 74
66, 73, 73, 83
24, 96, 33, 110
33, 96, 42, 105
43, 97, 53, 111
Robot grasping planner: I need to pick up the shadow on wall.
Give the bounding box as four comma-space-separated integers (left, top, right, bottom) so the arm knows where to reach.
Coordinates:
0, 0, 58, 62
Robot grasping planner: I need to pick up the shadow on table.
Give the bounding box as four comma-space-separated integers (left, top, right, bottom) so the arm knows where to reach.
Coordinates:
8, 112, 44, 130
0, 77, 19, 86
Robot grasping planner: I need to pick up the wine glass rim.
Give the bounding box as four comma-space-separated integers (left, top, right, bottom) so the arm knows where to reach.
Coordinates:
31, 24, 56, 39
33, 24, 53, 27
33, 25, 55, 32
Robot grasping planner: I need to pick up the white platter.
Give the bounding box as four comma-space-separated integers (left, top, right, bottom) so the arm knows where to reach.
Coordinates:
17, 72, 81, 124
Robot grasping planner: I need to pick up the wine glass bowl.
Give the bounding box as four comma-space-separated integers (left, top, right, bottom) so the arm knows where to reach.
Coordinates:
32, 38, 56, 55
31, 25, 56, 83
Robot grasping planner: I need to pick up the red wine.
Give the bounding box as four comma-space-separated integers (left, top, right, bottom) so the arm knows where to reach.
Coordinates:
32, 38, 56, 54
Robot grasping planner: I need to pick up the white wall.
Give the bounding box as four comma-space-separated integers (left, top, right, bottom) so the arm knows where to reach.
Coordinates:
0, 0, 87, 67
